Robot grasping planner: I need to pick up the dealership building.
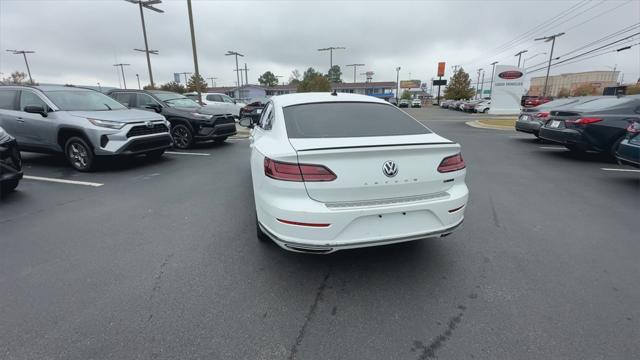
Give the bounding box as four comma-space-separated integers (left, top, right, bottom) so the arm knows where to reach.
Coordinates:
528, 70, 620, 97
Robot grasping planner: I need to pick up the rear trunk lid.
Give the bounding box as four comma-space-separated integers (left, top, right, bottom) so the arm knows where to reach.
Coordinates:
290, 134, 461, 203
546, 110, 581, 129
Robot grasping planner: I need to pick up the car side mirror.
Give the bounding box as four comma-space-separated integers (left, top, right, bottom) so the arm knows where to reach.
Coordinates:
239, 117, 254, 129
145, 104, 162, 113
24, 105, 48, 117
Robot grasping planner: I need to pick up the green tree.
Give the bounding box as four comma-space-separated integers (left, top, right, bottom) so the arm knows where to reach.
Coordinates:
143, 84, 156, 90
159, 81, 186, 93
258, 71, 279, 87
186, 74, 207, 93
401, 90, 412, 100
289, 69, 301, 83
327, 65, 342, 83
573, 83, 596, 96
443, 68, 475, 100
297, 67, 331, 92
1, 71, 34, 84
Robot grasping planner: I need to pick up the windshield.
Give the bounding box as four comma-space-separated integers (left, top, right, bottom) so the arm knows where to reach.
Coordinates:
153, 93, 200, 108
45, 90, 127, 111
283, 102, 431, 138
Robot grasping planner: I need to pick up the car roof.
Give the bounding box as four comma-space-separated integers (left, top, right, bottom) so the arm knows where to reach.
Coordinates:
0, 84, 93, 92
272, 92, 388, 108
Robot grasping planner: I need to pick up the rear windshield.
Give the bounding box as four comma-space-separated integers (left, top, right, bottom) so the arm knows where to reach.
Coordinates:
571, 97, 634, 111
45, 90, 126, 111
283, 102, 431, 138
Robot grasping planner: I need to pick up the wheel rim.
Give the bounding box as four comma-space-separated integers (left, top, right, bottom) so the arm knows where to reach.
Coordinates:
68, 142, 89, 169
172, 126, 191, 148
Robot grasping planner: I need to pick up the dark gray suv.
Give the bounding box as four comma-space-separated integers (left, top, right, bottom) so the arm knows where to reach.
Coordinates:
0, 85, 172, 171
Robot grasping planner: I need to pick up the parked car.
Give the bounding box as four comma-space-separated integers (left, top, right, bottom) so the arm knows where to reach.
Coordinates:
0, 85, 172, 171
239, 93, 468, 253
615, 119, 640, 167
108, 89, 237, 149
461, 100, 482, 112
439, 99, 451, 108
240, 97, 269, 125
515, 97, 599, 137
0, 125, 22, 195
411, 99, 422, 108
474, 100, 490, 113
524, 96, 553, 108
184, 92, 244, 118
398, 99, 410, 108
539, 95, 640, 154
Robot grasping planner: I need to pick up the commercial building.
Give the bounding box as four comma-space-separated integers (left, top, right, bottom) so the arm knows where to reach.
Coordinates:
528, 70, 620, 97
206, 82, 398, 101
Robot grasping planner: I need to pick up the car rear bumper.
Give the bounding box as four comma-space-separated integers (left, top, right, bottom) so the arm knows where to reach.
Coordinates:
615, 139, 640, 168
515, 119, 543, 134
257, 183, 468, 253
539, 127, 589, 148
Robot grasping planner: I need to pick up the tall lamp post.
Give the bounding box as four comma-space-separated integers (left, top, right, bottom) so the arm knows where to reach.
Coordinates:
395, 66, 401, 105
6, 49, 35, 84
113, 63, 130, 89
535, 32, 565, 97
186, 0, 202, 103
476, 68, 483, 99
207, 77, 218, 87
225, 51, 244, 98
136, 73, 141, 89
125, 0, 163, 89
489, 61, 498, 99
317, 46, 346, 70
514, 49, 528, 67
345, 63, 365, 83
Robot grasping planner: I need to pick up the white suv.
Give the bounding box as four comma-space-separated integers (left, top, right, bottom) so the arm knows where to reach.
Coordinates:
185, 92, 243, 118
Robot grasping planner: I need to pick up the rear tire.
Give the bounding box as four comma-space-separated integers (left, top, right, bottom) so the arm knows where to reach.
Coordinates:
65, 136, 95, 172
256, 218, 270, 242
610, 136, 625, 158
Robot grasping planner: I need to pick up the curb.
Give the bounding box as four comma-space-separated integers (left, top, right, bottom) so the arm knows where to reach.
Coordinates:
465, 120, 515, 131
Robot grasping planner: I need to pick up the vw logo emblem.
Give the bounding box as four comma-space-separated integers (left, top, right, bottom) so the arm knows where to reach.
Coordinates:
145, 121, 154, 128
382, 160, 398, 177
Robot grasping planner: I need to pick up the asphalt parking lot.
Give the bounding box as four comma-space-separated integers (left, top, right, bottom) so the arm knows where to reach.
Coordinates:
1, 107, 638, 360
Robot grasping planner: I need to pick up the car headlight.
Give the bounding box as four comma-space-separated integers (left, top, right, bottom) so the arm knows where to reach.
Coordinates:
191, 112, 213, 120
88, 118, 126, 129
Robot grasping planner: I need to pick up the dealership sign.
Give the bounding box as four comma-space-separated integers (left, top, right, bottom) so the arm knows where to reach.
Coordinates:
489, 65, 526, 115
437, 62, 446, 77
400, 80, 421, 88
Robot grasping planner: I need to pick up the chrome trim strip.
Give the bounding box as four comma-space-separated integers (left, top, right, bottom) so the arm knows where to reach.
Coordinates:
324, 191, 448, 209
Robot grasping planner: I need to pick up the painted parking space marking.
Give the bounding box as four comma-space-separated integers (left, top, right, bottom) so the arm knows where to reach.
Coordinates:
601, 168, 640, 173
165, 151, 210, 156
539, 146, 566, 150
23, 175, 104, 187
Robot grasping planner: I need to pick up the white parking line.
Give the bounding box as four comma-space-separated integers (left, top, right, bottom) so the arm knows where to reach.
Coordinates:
601, 168, 640, 173
165, 151, 210, 156
539, 146, 566, 150
23, 175, 104, 187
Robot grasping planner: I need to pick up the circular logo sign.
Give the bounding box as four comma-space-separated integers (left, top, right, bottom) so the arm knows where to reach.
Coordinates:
382, 160, 398, 177
498, 70, 523, 80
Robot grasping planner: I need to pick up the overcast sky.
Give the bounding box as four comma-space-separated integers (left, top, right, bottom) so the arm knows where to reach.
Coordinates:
1, 0, 638, 89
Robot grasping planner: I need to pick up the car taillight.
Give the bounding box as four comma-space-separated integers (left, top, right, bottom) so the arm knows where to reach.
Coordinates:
535, 111, 550, 119
567, 117, 602, 125
264, 157, 336, 182
627, 121, 640, 133
438, 153, 466, 173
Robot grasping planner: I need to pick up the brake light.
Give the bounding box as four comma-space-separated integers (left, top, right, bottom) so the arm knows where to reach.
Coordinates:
627, 121, 640, 133
438, 153, 466, 173
568, 117, 602, 125
264, 157, 336, 182
535, 111, 550, 119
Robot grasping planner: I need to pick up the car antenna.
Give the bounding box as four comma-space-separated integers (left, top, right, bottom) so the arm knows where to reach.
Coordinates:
331, 89, 337, 96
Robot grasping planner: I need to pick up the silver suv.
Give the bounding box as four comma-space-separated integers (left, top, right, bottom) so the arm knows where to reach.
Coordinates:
0, 85, 172, 171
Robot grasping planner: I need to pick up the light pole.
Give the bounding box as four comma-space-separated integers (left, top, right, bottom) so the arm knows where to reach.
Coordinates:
113, 63, 130, 89
179, 72, 192, 84
489, 61, 498, 99
186, 0, 202, 103
207, 77, 217, 87
244, 63, 249, 85
535, 32, 565, 97
480, 70, 485, 99
345, 64, 365, 83
6, 50, 35, 84
476, 68, 483, 99
125, 0, 163, 89
514, 50, 528, 67
225, 51, 244, 98
136, 74, 141, 89
317, 46, 346, 70
395, 66, 401, 105
522, 52, 546, 69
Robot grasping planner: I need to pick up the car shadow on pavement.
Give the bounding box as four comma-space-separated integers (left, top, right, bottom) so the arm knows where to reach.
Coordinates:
20, 152, 175, 174
539, 149, 616, 164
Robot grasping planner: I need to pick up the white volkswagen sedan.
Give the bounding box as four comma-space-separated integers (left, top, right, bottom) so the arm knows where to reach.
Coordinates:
242, 92, 468, 253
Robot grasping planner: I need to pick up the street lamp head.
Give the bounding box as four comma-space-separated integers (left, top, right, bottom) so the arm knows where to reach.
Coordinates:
396, 67, 401, 71
491, 61, 498, 65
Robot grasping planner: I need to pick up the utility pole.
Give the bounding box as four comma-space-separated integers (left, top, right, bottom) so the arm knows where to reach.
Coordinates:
395, 66, 401, 105
317, 46, 346, 70
207, 77, 217, 87
514, 50, 528, 67
113, 63, 130, 89
186, 0, 202, 103
489, 61, 498, 99
6, 50, 35, 84
136, 74, 141, 89
225, 51, 244, 98
244, 63, 249, 85
535, 32, 565, 97
345, 64, 365, 83
476, 68, 483, 99
480, 70, 485, 99
234, 69, 244, 87
125, 0, 163, 89
179, 72, 192, 84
